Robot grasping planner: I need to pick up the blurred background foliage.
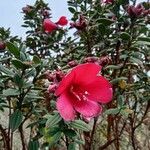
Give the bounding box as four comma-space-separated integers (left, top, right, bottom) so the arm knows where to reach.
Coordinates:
0, 0, 150, 149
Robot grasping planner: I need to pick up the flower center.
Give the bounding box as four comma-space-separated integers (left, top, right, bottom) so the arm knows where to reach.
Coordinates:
70, 85, 89, 101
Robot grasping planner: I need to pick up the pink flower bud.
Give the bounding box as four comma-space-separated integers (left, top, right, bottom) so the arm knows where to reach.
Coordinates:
0, 41, 6, 50
68, 60, 78, 67
55, 70, 65, 82
42, 10, 50, 18
70, 15, 87, 30
143, 9, 150, 16
56, 16, 68, 26
99, 56, 111, 66
22, 5, 32, 14
45, 71, 55, 82
127, 4, 144, 18
101, 0, 114, 4
47, 84, 57, 93
84, 57, 98, 63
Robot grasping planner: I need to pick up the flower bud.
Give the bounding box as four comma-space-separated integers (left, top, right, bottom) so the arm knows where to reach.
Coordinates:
143, 9, 150, 16
0, 41, 6, 50
47, 84, 57, 93
68, 60, 78, 67
42, 10, 50, 18
45, 71, 55, 82
70, 15, 87, 30
99, 56, 111, 66
127, 4, 144, 18
55, 70, 65, 82
22, 5, 32, 14
84, 57, 98, 63
101, 0, 114, 4
56, 16, 68, 26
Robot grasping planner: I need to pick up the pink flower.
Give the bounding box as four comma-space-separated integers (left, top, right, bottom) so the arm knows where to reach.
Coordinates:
43, 16, 68, 33
43, 19, 58, 33
56, 16, 68, 26
55, 63, 113, 121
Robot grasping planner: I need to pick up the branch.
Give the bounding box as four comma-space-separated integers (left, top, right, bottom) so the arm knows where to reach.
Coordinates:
0, 124, 11, 150
19, 124, 27, 150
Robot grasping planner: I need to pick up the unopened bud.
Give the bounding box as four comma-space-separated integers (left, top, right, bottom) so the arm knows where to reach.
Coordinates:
22, 5, 32, 14
84, 57, 98, 63
68, 60, 78, 67
55, 70, 65, 82
47, 84, 57, 93
99, 56, 111, 66
127, 4, 144, 18
0, 41, 6, 50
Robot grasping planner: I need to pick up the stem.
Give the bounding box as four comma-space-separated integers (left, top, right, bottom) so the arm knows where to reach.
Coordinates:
83, 131, 91, 150
131, 127, 136, 150
89, 117, 98, 149
19, 124, 27, 150
0, 124, 11, 150
134, 101, 150, 129
114, 118, 119, 150
65, 135, 69, 149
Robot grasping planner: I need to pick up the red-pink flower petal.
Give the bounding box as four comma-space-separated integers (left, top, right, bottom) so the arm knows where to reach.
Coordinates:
73, 63, 102, 85
43, 19, 58, 33
55, 70, 75, 96
56, 92, 75, 121
73, 99, 102, 117
84, 76, 113, 103
56, 63, 101, 96
56, 16, 68, 26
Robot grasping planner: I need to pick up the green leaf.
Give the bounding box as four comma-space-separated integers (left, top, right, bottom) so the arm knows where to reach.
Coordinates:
3, 88, 20, 96
105, 108, 120, 115
0, 57, 11, 62
33, 55, 41, 64
105, 65, 121, 70
120, 32, 131, 40
28, 140, 39, 150
120, 108, 133, 117
6, 42, 20, 58
46, 113, 62, 128
13, 74, 23, 88
97, 18, 114, 26
68, 143, 76, 150
137, 37, 150, 42
0, 64, 14, 76
69, 120, 90, 131
136, 41, 150, 46
74, 139, 85, 144
52, 131, 62, 142
63, 129, 77, 138
118, 95, 124, 107
68, 7, 76, 14
48, 131, 62, 147
10, 110, 23, 131
111, 77, 127, 84
12, 59, 31, 69
130, 57, 143, 66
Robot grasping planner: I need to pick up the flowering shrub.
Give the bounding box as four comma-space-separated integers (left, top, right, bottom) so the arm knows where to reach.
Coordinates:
0, 0, 149, 150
